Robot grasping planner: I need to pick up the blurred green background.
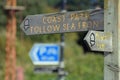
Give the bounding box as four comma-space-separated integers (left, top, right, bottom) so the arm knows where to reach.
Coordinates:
0, 0, 104, 80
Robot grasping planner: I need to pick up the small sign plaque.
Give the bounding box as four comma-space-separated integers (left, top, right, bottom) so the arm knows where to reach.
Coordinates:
84, 30, 112, 52
29, 43, 60, 65
34, 66, 58, 74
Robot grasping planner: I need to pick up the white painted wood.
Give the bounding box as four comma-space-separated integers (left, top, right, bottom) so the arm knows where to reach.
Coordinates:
104, 0, 120, 80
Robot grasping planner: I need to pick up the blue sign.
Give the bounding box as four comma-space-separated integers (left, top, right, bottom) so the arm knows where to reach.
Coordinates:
29, 44, 60, 65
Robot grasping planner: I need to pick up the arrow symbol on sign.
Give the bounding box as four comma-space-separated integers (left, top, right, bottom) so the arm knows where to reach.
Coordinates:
24, 19, 30, 31
29, 44, 40, 63
90, 33, 95, 47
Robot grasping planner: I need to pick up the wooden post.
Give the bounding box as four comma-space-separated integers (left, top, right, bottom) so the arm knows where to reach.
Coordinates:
104, 0, 120, 80
5, 0, 24, 80
5, 1, 17, 79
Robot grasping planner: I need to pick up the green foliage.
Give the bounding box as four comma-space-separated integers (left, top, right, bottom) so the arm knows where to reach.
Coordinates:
65, 0, 103, 11
0, 1, 6, 27
0, 28, 103, 80
0, 28, 6, 80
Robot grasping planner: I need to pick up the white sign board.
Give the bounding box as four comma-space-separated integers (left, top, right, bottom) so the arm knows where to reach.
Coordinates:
29, 44, 60, 65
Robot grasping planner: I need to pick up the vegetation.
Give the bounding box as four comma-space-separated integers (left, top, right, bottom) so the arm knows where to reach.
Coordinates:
0, 0, 104, 80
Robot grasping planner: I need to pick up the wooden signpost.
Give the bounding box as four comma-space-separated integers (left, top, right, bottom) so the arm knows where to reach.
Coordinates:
20, 9, 104, 35
20, 0, 120, 80
104, 0, 120, 80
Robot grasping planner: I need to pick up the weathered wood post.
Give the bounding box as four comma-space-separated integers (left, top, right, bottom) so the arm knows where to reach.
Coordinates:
5, 0, 24, 80
104, 0, 120, 80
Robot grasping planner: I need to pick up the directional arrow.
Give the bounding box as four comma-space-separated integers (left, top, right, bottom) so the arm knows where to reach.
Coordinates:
29, 43, 60, 65
20, 9, 104, 35
84, 30, 112, 52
